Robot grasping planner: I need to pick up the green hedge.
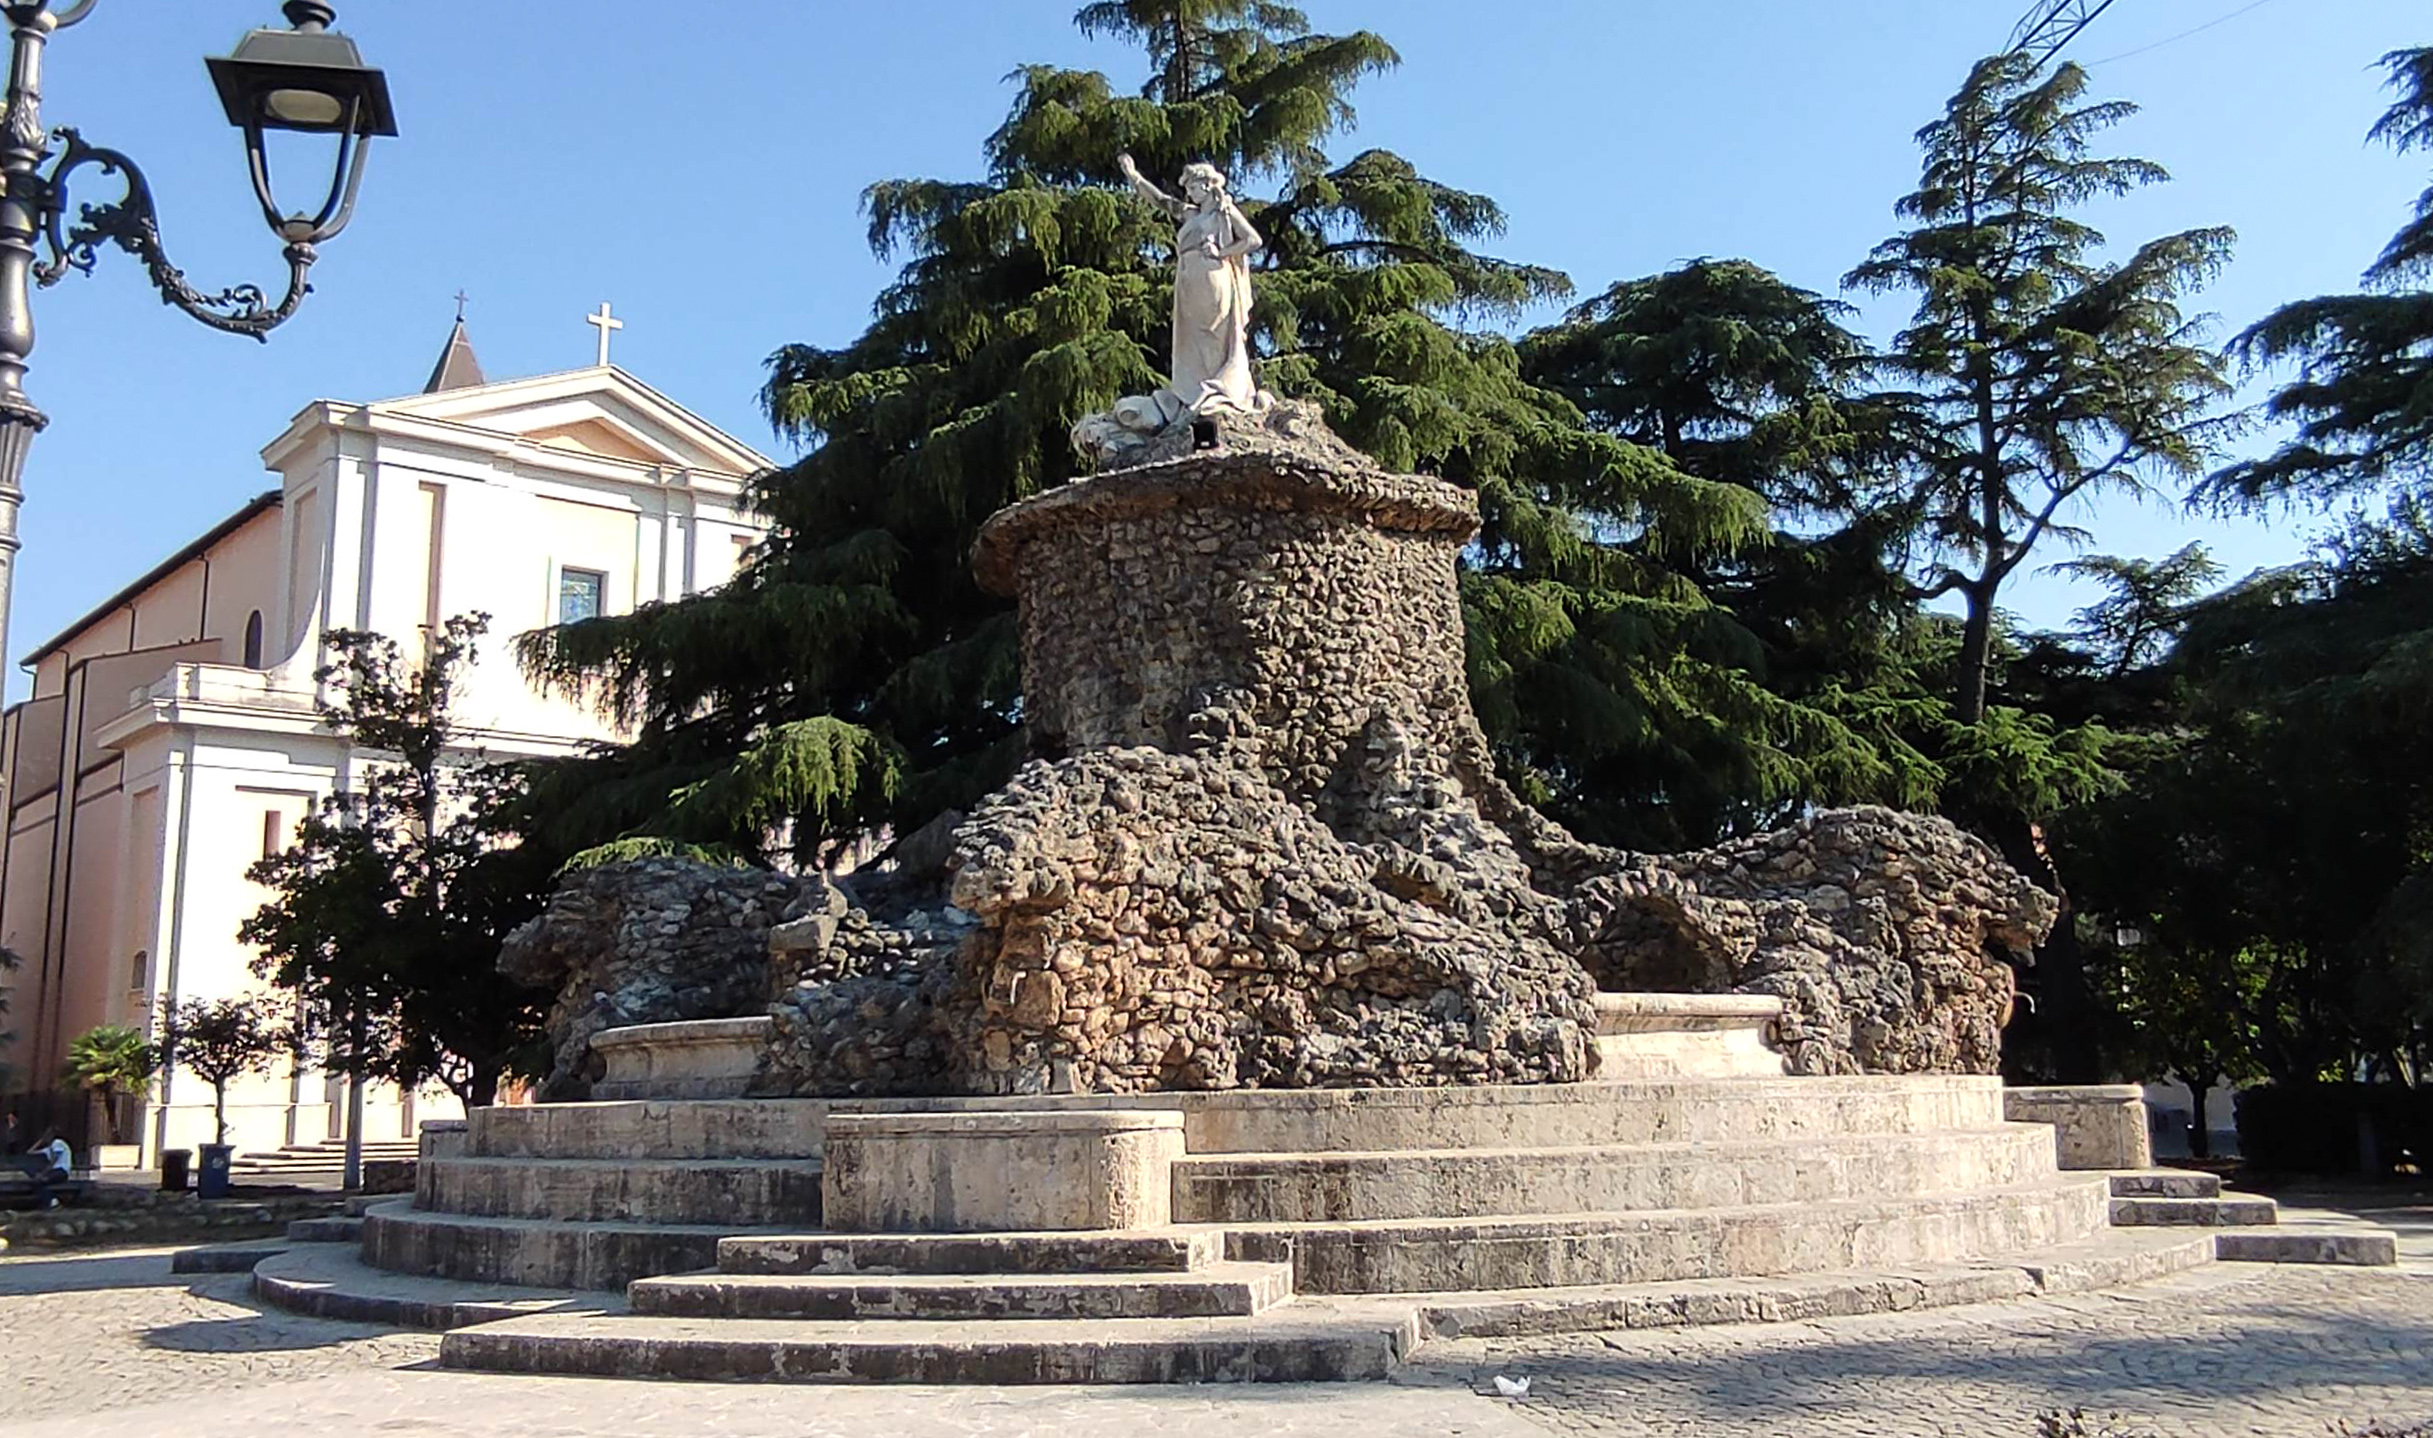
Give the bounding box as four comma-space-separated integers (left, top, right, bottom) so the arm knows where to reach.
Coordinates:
2233, 1082, 2431, 1174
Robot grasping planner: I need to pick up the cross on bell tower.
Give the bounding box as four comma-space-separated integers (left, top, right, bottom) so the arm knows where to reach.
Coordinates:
586, 301, 624, 367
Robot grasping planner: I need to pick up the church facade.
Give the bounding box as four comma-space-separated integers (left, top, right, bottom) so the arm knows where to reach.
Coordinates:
0, 325, 772, 1162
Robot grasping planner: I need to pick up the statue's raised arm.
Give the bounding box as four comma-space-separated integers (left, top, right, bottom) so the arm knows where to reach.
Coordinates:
1115, 152, 1186, 218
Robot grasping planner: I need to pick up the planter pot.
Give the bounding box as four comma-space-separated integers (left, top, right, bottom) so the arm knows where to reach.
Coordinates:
93, 1144, 140, 1170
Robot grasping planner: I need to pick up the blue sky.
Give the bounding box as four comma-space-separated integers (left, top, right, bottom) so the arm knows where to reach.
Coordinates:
7, 0, 2420, 701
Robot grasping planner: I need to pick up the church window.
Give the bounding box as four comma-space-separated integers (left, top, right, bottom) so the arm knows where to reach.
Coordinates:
559, 567, 606, 624
243, 610, 265, 668
129, 949, 148, 991
261, 809, 284, 860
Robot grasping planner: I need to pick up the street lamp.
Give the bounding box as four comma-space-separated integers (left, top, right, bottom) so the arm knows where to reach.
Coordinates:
0, 0, 395, 692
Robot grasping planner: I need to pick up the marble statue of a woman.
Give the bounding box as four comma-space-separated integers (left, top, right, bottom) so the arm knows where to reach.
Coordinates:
1117, 152, 1268, 421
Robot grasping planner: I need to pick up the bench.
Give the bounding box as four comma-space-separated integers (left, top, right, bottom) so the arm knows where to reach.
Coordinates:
0, 1159, 96, 1210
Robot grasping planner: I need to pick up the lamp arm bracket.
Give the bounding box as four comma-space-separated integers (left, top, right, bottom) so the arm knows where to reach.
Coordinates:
32, 127, 314, 342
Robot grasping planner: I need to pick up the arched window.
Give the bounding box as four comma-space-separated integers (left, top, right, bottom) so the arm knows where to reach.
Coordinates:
243, 610, 265, 668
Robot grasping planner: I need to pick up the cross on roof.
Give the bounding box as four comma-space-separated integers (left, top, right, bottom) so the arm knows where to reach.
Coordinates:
453, 289, 469, 321
586, 301, 624, 367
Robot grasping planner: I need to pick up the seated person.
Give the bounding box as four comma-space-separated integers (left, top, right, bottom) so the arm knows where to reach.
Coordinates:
22, 1130, 71, 1208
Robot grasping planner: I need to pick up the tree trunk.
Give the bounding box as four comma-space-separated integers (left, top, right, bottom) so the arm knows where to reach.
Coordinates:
1955, 582, 1994, 725
211, 1083, 229, 1147
467, 1060, 503, 1111
2185, 1070, 2219, 1159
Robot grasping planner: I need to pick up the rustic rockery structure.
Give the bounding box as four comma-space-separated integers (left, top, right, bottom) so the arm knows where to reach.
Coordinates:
508, 399, 2057, 1101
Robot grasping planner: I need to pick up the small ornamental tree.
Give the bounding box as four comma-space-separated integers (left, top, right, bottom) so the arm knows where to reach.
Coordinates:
59, 1023, 158, 1145
166, 998, 284, 1147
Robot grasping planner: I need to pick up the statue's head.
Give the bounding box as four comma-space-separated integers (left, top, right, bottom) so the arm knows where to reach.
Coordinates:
1180, 163, 1227, 206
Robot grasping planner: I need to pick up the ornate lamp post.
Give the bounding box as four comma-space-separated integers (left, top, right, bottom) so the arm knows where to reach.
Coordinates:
0, 0, 396, 689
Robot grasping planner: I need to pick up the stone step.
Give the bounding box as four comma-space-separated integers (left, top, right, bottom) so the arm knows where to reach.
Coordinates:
1174, 1126, 2055, 1223
1225, 1178, 2111, 1294
2108, 1194, 2278, 1227
170, 1242, 291, 1274
2106, 1169, 2223, 1199
2216, 1229, 2399, 1266
716, 1227, 1223, 1277
284, 1216, 364, 1243
429, 1227, 2218, 1386
418, 1156, 824, 1226
1417, 1228, 2219, 1338
439, 1302, 1422, 1384
360, 1199, 778, 1291
468, 1100, 828, 1161
463, 1076, 2006, 1162
254, 1242, 621, 1330
629, 1260, 1295, 1322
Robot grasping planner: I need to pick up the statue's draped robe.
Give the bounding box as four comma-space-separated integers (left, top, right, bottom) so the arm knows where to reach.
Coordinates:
1166, 202, 1259, 416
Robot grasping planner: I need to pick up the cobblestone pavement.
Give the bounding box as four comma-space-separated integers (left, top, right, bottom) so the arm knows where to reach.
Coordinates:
0, 1246, 1530, 1438
4, 1245, 2431, 1437
0, 1247, 440, 1414
1408, 1265, 2433, 1437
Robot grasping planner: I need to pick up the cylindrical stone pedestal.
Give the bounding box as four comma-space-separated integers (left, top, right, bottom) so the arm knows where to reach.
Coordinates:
974, 453, 1484, 808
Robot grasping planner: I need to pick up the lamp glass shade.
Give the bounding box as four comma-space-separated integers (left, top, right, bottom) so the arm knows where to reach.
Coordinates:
207, 23, 398, 137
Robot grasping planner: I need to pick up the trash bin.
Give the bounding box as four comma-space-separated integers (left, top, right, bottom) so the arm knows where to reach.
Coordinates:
196, 1142, 233, 1200
158, 1147, 191, 1193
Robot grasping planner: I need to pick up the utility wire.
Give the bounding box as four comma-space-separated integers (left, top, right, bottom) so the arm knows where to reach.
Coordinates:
2087, 0, 2279, 66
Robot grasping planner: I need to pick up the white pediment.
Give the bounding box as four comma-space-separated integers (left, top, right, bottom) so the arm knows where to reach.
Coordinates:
366, 366, 773, 479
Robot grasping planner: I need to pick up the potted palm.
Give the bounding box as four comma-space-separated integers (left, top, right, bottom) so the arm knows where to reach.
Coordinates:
60, 1023, 159, 1168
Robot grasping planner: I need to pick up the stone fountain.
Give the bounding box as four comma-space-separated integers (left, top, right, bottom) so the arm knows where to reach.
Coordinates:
246, 161, 2282, 1389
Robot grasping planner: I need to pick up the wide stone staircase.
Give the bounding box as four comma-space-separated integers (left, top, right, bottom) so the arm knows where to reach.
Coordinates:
227, 1138, 420, 1188
232, 1067, 2281, 1384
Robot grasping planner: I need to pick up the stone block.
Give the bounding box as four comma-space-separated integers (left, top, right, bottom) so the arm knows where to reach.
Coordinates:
439, 1307, 1421, 1384
822, 1109, 1185, 1232
2215, 1229, 2398, 1265
360, 1159, 415, 1195
420, 1155, 823, 1226
627, 1262, 1293, 1321
717, 1228, 1220, 1276
2107, 1169, 2222, 1199
2108, 1194, 2278, 1227
2005, 1085, 2153, 1170
590, 1017, 774, 1101
1591, 994, 1789, 1080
